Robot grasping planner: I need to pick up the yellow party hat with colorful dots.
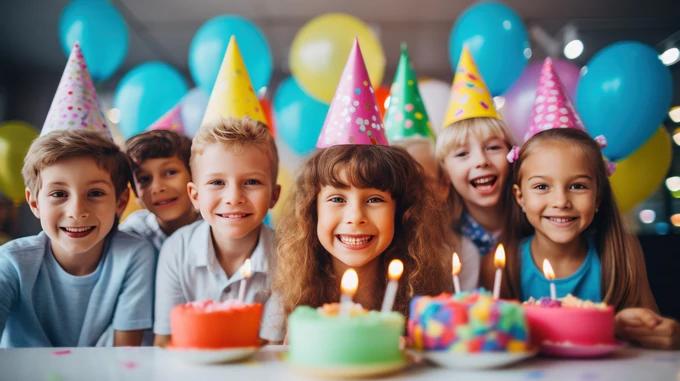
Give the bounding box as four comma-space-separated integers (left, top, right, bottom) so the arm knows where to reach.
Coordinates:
200, 36, 268, 129
442, 47, 500, 128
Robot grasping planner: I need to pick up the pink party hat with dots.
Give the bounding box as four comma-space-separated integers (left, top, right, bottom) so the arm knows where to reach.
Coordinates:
524, 58, 584, 141
42, 43, 110, 138
316, 38, 388, 148
148, 103, 185, 134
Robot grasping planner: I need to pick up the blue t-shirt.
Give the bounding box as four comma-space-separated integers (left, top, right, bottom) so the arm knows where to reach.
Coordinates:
519, 235, 601, 302
0, 230, 155, 347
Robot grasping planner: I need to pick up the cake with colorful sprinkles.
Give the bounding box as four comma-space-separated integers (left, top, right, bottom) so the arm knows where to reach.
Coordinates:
408, 290, 530, 352
288, 303, 406, 373
524, 295, 615, 346
170, 300, 262, 349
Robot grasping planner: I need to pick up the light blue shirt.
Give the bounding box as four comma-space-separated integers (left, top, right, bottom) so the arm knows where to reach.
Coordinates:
120, 209, 167, 254
0, 230, 155, 347
519, 235, 602, 302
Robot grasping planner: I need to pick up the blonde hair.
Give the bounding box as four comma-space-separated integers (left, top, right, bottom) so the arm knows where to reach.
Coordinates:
273, 145, 452, 316
191, 117, 278, 181
22, 129, 130, 198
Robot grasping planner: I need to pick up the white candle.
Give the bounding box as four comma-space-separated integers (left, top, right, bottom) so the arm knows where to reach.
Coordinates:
492, 244, 506, 300
380, 259, 404, 313
237, 259, 252, 302
452, 252, 462, 294
339, 269, 358, 317
542, 259, 557, 300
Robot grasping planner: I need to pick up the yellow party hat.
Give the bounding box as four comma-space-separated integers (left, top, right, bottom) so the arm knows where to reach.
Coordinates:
442, 47, 500, 128
200, 36, 268, 128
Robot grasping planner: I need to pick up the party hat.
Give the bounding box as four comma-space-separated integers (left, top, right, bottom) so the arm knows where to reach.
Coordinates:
148, 103, 185, 134
384, 44, 434, 142
442, 47, 500, 128
524, 58, 584, 141
316, 38, 388, 148
42, 43, 110, 137
200, 36, 268, 128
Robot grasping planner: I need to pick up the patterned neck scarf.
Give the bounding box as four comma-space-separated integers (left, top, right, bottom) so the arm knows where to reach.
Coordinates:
460, 212, 497, 256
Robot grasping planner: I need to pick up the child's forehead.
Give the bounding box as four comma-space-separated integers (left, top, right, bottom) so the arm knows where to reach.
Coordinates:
41, 156, 114, 186
136, 155, 186, 171
195, 143, 272, 174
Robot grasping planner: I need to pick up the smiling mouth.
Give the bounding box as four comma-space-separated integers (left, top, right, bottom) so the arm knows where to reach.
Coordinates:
153, 197, 178, 207
470, 175, 497, 190
544, 216, 578, 225
60, 226, 96, 238
336, 234, 374, 249
217, 212, 252, 220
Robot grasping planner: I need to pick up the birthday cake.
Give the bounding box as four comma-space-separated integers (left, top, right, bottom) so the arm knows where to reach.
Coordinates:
523, 295, 615, 346
170, 300, 262, 349
408, 290, 530, 352
287, 303, 406, 372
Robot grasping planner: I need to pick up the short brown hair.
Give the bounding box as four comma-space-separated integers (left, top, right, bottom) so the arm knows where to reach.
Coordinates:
22, 129, 131, 198
125, 130, 192, 174
191, 117, 278, 181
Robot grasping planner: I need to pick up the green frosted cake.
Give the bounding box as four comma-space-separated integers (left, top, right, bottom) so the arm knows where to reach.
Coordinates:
288, 304, 406, 374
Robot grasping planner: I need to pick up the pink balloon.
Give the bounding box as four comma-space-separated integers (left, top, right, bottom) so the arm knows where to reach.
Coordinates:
501, 59, 581, 144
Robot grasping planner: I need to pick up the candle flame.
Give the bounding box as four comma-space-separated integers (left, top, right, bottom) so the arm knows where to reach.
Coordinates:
341, 268, 359, 296
542, 259, 555, 280
452, 253, 461, 276
387, 259, 404, 281
494, 244, 506, 268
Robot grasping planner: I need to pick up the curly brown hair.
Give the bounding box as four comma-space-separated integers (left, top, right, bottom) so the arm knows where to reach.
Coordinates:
273, 144, 453, 316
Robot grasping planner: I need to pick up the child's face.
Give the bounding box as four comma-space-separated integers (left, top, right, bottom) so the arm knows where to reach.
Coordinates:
404, 142, 450, 204
27, 157, 127, 259
188, 143, 279, 241
316, 178, 396, 269
132, 156, 194, 224
442, 133, 509, 210
513, 141, 598, 246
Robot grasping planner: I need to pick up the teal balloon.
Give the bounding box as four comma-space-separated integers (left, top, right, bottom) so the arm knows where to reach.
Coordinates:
59, 0, 128, 81
114, 62, 188, 139
449, 1, 529, 95
274, 77, 329, 155
576, 41, 672, 160
189, 15, 272, 94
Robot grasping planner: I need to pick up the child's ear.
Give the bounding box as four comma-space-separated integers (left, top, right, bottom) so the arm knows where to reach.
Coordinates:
115, 187, 130, 217
25, 187, 40, 219
187, 182, 200, 210
270, 184, 281, 209
512, 184, 524, 210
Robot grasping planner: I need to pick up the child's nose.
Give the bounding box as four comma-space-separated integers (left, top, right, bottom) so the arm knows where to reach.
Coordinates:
551, 189, 572, 209
472, 150, 489, 168
223, 185, 244, 205
150, 179, 166, 194
344, 203, 366, 225
67, 197, 89, 219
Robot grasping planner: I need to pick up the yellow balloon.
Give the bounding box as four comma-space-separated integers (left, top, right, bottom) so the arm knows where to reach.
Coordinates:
610, 127, 672, 212
0, 121, 39, 204
290, 13, 385, 102
271, 165, 294, 225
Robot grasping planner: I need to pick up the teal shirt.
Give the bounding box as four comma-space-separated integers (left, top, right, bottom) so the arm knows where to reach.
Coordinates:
519, 236, 601, 302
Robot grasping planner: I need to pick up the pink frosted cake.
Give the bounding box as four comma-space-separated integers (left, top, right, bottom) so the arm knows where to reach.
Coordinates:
523, 295, 615, 346
408, 290, 530, 353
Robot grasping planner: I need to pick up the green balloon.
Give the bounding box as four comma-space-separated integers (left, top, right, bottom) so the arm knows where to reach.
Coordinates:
0, 121, 39, 204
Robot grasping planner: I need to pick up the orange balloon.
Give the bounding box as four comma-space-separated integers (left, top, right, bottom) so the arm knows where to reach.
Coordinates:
375, 86, 390, 118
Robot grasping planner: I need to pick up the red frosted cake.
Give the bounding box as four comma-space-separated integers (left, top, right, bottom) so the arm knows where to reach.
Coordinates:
524, 295, 615, 346
170, 300, 262, 349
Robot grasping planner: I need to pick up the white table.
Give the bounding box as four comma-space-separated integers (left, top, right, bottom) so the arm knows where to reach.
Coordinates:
0, 345, 678, 381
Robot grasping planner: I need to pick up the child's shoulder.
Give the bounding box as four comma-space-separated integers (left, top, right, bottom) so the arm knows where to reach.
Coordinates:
107, 229, 156, 259
0, 233, 49, 261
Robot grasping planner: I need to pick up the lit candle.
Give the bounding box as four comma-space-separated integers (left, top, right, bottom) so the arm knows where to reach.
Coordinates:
339, 269, 359, 317
380, 259, 404, 313
542, 259, 557, 300
237, 259, 252, 302
492, 244, 506, 300
452, 252, 462, 294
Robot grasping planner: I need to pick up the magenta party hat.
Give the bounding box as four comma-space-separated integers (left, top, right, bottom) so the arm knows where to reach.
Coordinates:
42, 43, 110, 138
524, 57, 584, 141
148, 103, 185, 134
316, 38, 388, 148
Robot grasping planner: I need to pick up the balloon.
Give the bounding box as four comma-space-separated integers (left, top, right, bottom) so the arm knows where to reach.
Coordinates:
502, 59, 581, 144
273, 77, 330, 156
610, 127, 672, 213
449, 1, 529, 95
0, 121, 39, 204
189, 15, 272, 95
59, 0, 128, 81
180, 88, 209, 138
290, 13, 385, 102
418, 79, 450, 134
114, 62, 188, 139
375, 86, 390, 118
576, 41, 672, 160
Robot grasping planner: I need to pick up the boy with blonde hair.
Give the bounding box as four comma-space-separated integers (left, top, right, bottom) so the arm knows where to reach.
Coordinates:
154, 117, 280, 346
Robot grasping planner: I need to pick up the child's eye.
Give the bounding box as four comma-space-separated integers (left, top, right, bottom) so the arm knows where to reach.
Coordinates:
244, 179, 262, 186
570, 183, 588, 190
88, 189, 106, 198
136, 175, 151, 186
487, 144, 503, 151
208, 179, 224, 186
328, 196, 345, 203
49, 190, 67, 198
367, 196, 384, 204
532, 184, 549, 191
454, 150, 468, 158
164, 169, 178, 177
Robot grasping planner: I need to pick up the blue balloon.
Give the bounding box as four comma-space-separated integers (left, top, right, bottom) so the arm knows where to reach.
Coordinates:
114, 62, 189, 139
59, 0, 128, 81
189, 15, 272, 94
576, 41, 672, 160
449, 1, 529, 95
274, 77, 329, 155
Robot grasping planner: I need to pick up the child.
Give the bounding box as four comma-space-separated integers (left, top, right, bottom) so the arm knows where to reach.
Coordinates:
0, 129, 155, 347
153, 117, 280, 346
122, 130, 199, 252
435, 47, 513, 258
